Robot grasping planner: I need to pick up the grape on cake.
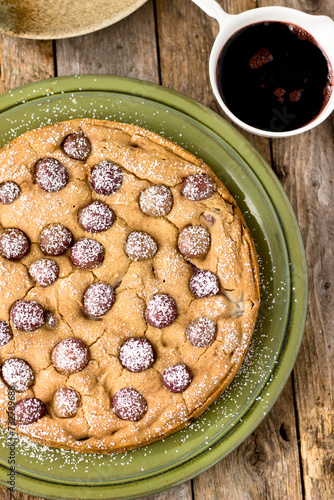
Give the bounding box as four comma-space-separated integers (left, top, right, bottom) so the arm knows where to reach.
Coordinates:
0, 119, 260, 453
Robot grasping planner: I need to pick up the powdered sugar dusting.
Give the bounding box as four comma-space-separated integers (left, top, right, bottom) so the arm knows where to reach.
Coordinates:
35, 158, 69, 193
0, 228, 30, 260
90, 161, 123, 195
125, 231, 158, 261
162, 364, 192, 393
178, 225, 211, 258
1, 358, 34, 392
62, 133, 91, 161
39, 223, 72, 256
181, 173, 215, 201
44, 311, 58, 330
0, 181, 20, 204
119, 337, 155, 372
186, 317, 217, 347
15, 398, 46, 426
28, 258, 59, 287
83, 282, 115, 317
190, 270, 220, 298
79, 201, 115, 233
53, 388, 80, 418
139, 185, 173, 217
10, 300, 45, 332
0, 321, 12, 346
51, 338, 89, 374
145, 294, 177, 328
112, 387, 148, 421
70, 238, 104, 269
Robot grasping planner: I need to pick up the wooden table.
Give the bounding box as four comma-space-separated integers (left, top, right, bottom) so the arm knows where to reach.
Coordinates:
0, 0, 333, 499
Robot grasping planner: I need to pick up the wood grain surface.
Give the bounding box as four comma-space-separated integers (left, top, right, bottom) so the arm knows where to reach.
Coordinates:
0, 0, 333, 499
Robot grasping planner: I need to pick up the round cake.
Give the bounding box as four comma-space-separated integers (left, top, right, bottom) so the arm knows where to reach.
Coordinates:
0, 119, 260, 453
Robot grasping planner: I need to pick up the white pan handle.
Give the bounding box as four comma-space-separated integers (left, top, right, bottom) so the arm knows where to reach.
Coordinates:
190, 0, 230, 28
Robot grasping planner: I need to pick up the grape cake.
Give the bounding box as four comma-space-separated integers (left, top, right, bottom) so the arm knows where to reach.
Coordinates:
0, 119, 260, 453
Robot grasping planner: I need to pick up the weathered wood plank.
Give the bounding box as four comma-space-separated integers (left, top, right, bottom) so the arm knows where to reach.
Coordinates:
141, 482, 193, 500
0, 484, 11, 499
55, 1, 159, 83
156, 1, 303, 499
156, 0, 217, 108
0, 36, 53, 93
257, 0, 334, 498
9, 492, 42, 500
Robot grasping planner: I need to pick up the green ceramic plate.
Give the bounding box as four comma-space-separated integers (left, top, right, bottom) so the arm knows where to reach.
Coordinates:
0, 76, 307, 500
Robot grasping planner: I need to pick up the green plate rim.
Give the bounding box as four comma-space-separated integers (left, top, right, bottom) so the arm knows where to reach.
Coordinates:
0, 75, 308, 499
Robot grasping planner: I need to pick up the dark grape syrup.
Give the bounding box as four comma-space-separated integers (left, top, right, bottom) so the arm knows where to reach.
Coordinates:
216, 22, 333, 132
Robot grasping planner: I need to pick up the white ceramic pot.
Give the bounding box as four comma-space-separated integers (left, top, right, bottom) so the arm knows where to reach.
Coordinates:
191, 0, 334, 137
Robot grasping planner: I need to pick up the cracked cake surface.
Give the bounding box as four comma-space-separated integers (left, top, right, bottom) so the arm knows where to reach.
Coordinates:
0, 118, 260, 453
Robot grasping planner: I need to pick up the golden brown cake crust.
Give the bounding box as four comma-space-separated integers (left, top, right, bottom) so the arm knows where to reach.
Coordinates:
0, 119, 260, 453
